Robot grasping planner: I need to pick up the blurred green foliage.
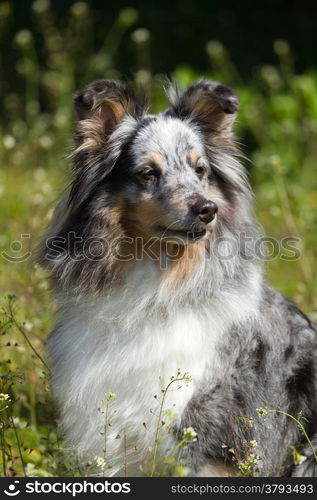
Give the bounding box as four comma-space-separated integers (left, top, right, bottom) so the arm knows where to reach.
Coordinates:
0, 0, 317, 477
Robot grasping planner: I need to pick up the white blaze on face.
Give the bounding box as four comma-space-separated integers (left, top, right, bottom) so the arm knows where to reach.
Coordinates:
128, 116, 212, 222
131, 116, 205, 174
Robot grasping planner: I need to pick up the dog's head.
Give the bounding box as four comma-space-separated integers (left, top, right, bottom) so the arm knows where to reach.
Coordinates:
70, 79, 246, 244
43, 79, 251, 292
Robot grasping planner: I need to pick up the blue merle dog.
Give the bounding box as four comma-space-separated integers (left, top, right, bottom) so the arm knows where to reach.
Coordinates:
41, 79, 317, 476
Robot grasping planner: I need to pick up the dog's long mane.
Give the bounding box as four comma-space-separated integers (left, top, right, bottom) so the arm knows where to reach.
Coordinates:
40, 79, 270, 476
40, 82, 259, 303
40, 79, 317, 478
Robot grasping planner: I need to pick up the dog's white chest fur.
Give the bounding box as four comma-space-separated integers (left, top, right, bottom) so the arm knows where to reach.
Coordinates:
49, 264, 260, 475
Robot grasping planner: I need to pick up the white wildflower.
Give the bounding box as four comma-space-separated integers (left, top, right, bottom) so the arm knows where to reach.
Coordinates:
94, 456, 106, 469
106, 392, 116, 401
0, 393, 10, 402
256, 407, 269, 418
238, 453, 261, 476
291, 446, 307, 465
297, 454, 307, 465
183, 427, 198, 442
182, 372, 192, 384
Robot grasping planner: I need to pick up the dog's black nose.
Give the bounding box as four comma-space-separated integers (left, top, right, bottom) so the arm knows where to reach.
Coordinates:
192, 199, 218, 224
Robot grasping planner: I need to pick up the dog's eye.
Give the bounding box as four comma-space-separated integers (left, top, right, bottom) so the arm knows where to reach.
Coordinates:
142, 169, 156, 180
195, 161, 207, 179
137, 166, 160, 182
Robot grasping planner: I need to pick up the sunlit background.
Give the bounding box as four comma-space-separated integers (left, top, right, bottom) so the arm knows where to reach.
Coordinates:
0, 0, 317, 476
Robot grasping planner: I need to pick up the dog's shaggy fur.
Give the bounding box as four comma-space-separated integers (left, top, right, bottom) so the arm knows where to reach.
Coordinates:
40, 79, 317, 476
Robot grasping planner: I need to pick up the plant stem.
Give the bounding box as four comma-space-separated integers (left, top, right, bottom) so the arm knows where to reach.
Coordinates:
150, 375, 188, 477
103, 401, 109, 477
124, 431, 128, 478
1, 419, 6, 477
267, 409, 317, 463
8, 301, 50, 373
10, 416, 26, 476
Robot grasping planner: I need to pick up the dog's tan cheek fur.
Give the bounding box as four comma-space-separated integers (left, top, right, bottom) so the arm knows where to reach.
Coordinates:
120, 197, 168, 239
114, 196, 167, 261
102, 188, 223, 288
163, 241, 206, 291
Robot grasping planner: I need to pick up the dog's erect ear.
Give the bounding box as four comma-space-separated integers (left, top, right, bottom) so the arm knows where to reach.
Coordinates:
168, 79, 239, 138
73, 79, 143, 149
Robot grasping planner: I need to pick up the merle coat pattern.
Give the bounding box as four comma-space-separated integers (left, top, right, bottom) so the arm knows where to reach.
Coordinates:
41, 78, 317, 477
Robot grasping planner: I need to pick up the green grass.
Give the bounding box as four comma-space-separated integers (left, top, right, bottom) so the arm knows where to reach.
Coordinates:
1, 1, 317, 477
